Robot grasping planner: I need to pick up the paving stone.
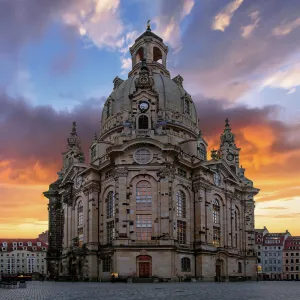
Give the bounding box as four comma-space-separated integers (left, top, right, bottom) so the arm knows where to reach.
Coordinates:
0, 281, 299, 300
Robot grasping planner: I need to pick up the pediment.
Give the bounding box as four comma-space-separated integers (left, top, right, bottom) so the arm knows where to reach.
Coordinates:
131, 89, 158, 100
61, 164, 87, 185
206, 160, 241, 185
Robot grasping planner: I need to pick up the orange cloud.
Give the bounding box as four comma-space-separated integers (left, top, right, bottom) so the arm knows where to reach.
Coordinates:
1, 95, 300, 237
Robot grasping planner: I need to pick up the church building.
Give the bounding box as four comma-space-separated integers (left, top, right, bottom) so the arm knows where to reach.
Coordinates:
44, 24, 259, 282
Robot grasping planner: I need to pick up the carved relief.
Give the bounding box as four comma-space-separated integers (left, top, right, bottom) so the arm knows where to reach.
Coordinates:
113, 167, 129, 180
157, 164, 175, 179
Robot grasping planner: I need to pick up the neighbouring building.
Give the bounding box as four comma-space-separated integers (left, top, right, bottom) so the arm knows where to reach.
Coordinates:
282, 236, 300, 280
44, 23, 259, 282
38, 231, 49, 245
0, 239, 48, 275
255, 226, 269, 279
261, 231, 290, 280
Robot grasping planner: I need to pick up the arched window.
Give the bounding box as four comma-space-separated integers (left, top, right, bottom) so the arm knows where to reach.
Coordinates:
198, 143, 206, 160
184, 99, 190, 115
176, 190, 186, 218
153, 47, 162, 63
136, 181, 152, 240
136, 181, 152, 210
138, 115, 149, 129
77, 201, 83, 247
212, 199, 220, 224
181, 257, 191, 272
136, 47, 144, 63
212, 199, 221, 247
238, 262, 242, 273
106, 191, 115, 219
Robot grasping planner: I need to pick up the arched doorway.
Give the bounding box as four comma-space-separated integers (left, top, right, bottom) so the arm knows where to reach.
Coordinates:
216, 259, 224, 281
137, 255, 152, 278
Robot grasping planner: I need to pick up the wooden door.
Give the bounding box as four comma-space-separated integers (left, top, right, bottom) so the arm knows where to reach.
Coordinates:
139, 262, 150, 278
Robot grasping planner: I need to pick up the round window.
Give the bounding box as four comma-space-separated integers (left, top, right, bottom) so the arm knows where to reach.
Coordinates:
134, 148, 153, 164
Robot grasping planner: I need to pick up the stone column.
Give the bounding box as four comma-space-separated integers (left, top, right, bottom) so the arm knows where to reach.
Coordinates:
157, 164, 175, 241
63, 204, 68, 248
68, 205, 72, 247
113, 168, 129, 238
87, 184, 100, 249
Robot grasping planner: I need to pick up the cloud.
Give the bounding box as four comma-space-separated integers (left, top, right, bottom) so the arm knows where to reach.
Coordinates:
212, 0, 244, 32
153, 0, 195, 51
241, 10, 260, 38
0, 93, 104, 184
257, 213, 300, 219
169, 0, 300, 101
273, 17, 300, 37
65, 0, 124, 50
262, 62, 300, 94
261, 207, 288, 210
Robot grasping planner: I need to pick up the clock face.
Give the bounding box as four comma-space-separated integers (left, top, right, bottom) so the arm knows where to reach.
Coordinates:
139, 101, 149, 112
213, 173, 222, 186
226, 153, 234, 161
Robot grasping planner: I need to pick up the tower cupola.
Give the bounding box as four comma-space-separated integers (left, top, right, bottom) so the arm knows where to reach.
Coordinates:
128, 20, 169, 78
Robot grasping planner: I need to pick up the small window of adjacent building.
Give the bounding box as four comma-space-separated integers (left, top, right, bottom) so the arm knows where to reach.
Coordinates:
2, 242, 7, 247
37, 242, 41, 247
19, 242, 23, 246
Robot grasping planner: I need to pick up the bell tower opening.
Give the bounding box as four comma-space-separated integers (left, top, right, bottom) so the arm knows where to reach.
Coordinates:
153, 47, 163, 64
136, 47, 144, 64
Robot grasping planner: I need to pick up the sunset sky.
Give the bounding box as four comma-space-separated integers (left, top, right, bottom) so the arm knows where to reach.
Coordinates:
1, 0, 300, 238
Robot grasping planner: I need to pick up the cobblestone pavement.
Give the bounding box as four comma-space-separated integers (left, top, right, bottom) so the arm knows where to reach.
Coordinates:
0, 281, 300, 300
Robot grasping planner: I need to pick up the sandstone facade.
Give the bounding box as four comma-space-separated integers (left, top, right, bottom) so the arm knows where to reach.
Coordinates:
44, 24, 259, 282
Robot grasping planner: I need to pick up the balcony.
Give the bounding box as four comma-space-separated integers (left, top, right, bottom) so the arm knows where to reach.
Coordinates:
136, 129, 151, 137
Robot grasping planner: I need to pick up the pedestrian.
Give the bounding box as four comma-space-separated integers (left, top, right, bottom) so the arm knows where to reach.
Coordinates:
111, 274, 115, 283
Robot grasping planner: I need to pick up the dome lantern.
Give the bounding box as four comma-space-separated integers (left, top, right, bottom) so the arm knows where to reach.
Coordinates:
128, 21, 169, 78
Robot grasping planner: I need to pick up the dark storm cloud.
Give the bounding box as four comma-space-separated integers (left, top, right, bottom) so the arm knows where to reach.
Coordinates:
0, 93, 104, 166
193, 94, 279, 138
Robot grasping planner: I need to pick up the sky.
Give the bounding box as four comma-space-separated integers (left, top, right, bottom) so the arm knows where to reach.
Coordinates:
0, 0, 300, 238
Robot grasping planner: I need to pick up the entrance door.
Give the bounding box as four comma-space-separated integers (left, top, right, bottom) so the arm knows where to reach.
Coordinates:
139, 262, 150, 278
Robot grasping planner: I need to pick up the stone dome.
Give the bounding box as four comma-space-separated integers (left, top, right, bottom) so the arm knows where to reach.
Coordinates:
101, 72, 198, 125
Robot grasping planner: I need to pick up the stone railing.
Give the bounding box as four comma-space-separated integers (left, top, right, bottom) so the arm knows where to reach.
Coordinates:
136, 129, 151, 137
